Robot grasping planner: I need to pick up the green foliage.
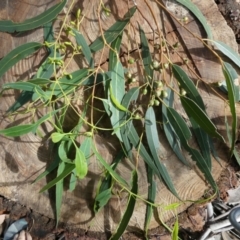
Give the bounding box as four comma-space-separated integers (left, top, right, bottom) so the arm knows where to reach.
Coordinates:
0, 0, 239, 237
0, 0, 67, 33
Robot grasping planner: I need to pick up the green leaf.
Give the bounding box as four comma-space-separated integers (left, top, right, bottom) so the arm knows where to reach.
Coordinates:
27, 78, 52, 85
187, 117, 212, 170
2, 82, 46, 96
162, 88, 189, 166
176, 0, 212, 39
51, 132, 65, 143
139, 25, 153, 81
144, 167, 156, 238
172, 218, 179, 240
120, 87, 139, 160
0, 42, 42, 79
75, 148, 88, 179
94, 189, 112, 213
69, 169, 77, 191
43, 22, 55, 44
110, 170, 138, 240
127, 121, 167, 183
180, 96, 224, 141
219, 62, 240, 101
7, 23, 56, 113
107, 35, 125, 141
92, 144, 129, 188
39, 163, 75, 193
212, 40, 240, 67
89, 6, 137, 52
94, 151, 124, 213
223, 63, 237, 156
56, 161, 65, 226
58, 140, 73, 164
167, 107, 217, 191
172, 64, 205, 110
225, 116, 240, 165
145, 107, 178, 197
166, 107, 192, 141
109, 84, 129, 112
72, 28, 94, 67
0, 124, 36, 137
0, 0, 67, 33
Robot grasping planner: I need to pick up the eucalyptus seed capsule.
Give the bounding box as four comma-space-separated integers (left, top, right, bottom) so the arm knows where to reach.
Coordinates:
125, 72, 132, 79
142, 88, 148, 95
155, 89, 162, 97
156, 80, 163, 88
162, 90, 168, 98
149, 99, 154, 106
154, 100, 160, 106
183, 16, 189, 23
183, 58, 189, 64
152, 60, 160, 70
134, 113, 141, 119
128, 58, 135, 64
154, 44, 161, 50
180, 88, 187, 96
163, 63, 169, 69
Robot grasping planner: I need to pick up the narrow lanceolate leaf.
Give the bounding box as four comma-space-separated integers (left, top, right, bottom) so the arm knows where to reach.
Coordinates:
107, 35, 125, 141
92, 144, 129, 188
0, 42, 42, 79
167, 107, 217, 191
145, 107, 178, 197
127, 121, 164, 182
223, 63, 237, 156
0, 0, 67, 33
172, 218, 179, 240
162, 88, 189, 166
72, 28, 94, 67
225, 116, 240, 166
56, 161, 65, 226
7, 23, 56, 113
212, 40, 240, 67
2, 82, 45, 95
39, 163, 75, 193
120, 87, 139, 160
27, 78, 52, 85
218, 62, 240, 102
166, 108, 192, 141
180, 96, 224, 141
172, 64, 205, 110
0, 124, 36, 137
144, 167, 156, 238
139, 25, 153, 82
90, 6, 137, 52
94, 151, 124, 213
110, 170, 138, 240
75, 148, 88, 179
176, 0, 212, 39
188, 117, 212, 170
